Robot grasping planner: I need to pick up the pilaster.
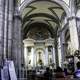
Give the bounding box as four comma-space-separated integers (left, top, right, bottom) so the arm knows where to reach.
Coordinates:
12, 9, 22, 69
31, 46, 34, 67
7, 0, 14, 59
24, 46, 28, 67
59, 30, 66, 68
54, 38, 59, 67
45, 46, 48, 66
0, 0, 5, 65
52, 46, 56, 68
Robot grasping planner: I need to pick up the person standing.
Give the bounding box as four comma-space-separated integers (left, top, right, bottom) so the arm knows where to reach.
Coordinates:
74, 61, 80, 79
44, 67, 53, 80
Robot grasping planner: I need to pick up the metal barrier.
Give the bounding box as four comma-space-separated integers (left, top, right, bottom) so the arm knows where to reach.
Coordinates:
17, 68, 27, 80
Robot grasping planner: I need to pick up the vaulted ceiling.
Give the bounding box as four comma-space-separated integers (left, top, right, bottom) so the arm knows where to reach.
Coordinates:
22, 0, 66, 39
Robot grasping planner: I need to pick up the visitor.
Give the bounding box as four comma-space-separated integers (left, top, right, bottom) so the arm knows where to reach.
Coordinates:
44, 67, 53, 80
74, 61, 80, 79
64, 67, 68, 76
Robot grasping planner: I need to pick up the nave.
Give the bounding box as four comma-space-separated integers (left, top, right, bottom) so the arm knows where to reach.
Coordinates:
0, 0, 80, 80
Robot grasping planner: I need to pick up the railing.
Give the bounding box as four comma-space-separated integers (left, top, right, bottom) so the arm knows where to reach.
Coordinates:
17, 68, 27, 80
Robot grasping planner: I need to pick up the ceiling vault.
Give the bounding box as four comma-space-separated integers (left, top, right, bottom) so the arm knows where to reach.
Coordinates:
21, 0, 68, 39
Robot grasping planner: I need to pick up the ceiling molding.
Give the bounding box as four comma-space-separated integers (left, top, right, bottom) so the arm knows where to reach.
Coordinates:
45, 20, 58, 29
49, 7, 65, 19
61, 12, 66, 21
20, 0, 70, 17
48, 7, 60, 20
23, 19, 52, 28
22, 13, 59, 25
22, 6, 36, 18
22, 20, 34, 30
25, 6, 36, 16
26, 0, 62, 7
49, 7, 63, 10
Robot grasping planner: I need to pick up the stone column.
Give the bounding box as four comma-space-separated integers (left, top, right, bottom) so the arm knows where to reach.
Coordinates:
34, 48, 36, 68
59, 31, 65, 68
51, 47, 53, 63
12, 10, 22, 69
52, 46, 56, 68
4, 0, 9, 59
31, 47, 34, 67
54, 38, 59, 67
7, 0, 14, 59
0, 0, 5, 65
68, 18, 79, 54
45, 46, 48, 66
68, 0, 79, 54
76, 18, 80, 47
24, 47, 28, 67
58, 37, 63, 67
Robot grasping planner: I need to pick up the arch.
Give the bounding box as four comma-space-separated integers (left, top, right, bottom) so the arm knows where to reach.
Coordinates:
35, 48, 45, 53
20, 0, 70, 17
23, 21, 55, 39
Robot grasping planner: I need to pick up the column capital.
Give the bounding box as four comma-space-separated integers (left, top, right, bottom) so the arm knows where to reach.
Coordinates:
67, 16, 80, 21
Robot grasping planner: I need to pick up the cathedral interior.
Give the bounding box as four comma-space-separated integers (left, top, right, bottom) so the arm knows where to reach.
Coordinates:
0, 0, 80, 80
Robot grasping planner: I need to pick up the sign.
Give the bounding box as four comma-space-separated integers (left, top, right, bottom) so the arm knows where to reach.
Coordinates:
8, 61, 17, 80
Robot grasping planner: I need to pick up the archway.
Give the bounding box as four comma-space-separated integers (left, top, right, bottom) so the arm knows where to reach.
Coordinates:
21, 0, 79, 71
21, 0, 68, 68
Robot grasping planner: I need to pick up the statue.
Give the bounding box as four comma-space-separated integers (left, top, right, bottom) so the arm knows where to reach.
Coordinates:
38, 52, 43, 66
